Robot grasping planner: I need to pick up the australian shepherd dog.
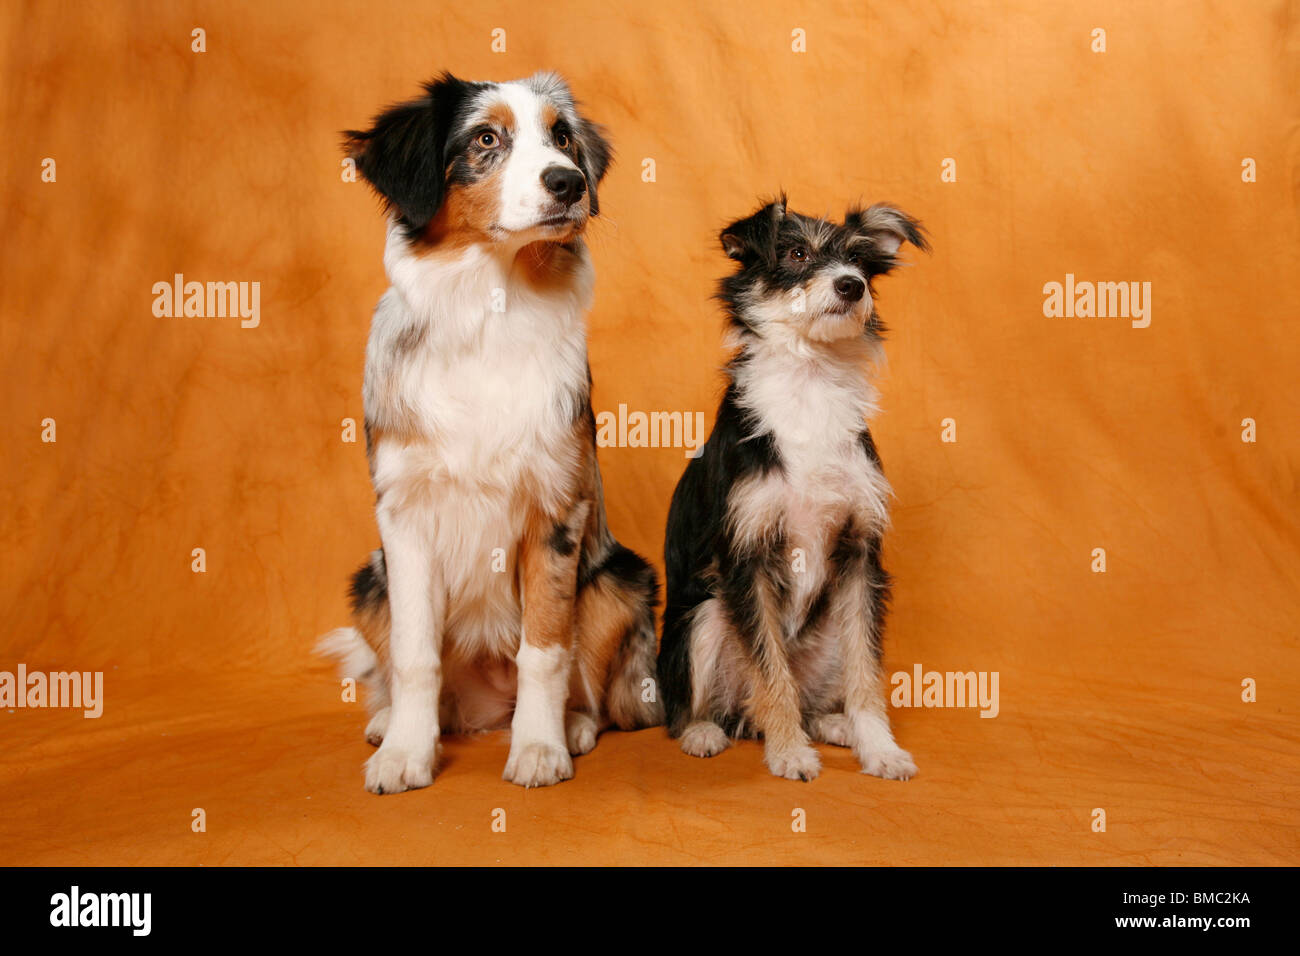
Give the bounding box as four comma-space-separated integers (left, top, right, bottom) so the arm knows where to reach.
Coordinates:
658, 196, 928, 782
320, 72, 661, 793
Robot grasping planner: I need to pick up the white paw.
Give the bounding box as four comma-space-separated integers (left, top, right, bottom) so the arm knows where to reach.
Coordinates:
364, 741, 437, 794
503, 741, 574, 788
765, 743, 822, 781
364, 707, 390, 747
565, 712, 599, 756
859, 748, 917, 780
811, 713, 852, 747
680, 721, 730, 758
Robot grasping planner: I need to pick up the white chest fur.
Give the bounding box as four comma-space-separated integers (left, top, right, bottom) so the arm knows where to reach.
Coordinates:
364, 224, 595, 656
728, 340, 892, 623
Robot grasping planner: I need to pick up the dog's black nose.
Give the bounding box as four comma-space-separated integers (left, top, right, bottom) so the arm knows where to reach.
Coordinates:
834, 275, 866, 302
541, 166, 586, 205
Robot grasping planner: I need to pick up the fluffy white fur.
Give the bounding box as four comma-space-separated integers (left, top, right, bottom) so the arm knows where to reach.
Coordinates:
362, 228, 594, 791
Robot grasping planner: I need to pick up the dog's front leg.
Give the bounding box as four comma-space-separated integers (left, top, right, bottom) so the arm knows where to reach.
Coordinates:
364, 506, 443, 794
741, 572, 822, 781
836, 542, 916, 781
504, 502, 589, 787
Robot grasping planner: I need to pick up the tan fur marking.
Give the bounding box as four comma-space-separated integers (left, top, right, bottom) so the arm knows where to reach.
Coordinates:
516, 240, 583, 290
743, 576, 810, 754
519, 500, 589, 651
570, 572, 638, 715
354, 594, 391, 669
419, 168, 507, 249
484, 100, 516, 134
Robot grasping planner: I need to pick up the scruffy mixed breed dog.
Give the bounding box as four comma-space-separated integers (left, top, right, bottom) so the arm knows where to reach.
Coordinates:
320, 72, 661, 793
658, 196, 928, 781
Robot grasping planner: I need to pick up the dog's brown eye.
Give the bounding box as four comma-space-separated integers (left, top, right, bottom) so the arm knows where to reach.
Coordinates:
788, 247, 809, 263
554, 130, 570, 149
477, 131, 499, 149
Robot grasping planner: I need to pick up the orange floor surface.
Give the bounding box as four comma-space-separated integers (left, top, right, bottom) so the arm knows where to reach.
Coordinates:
1, 1, 1297, 865
2, 668, 1297, 866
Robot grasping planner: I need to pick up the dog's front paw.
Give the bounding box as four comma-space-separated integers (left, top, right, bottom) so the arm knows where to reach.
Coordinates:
503, 741, 574, 788
858, 748, 917, 780
364, 740, 438, 794
765, 742, 822, 781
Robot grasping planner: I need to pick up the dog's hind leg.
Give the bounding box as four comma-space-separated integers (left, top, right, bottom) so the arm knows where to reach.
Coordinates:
810, 712, 852, 747
672, 598, 740, 758
679, 719, 729, 757
364, 706, 391, 747
564, 710, 598, 755
570, 544, 663, 735
317, 554, 394, 747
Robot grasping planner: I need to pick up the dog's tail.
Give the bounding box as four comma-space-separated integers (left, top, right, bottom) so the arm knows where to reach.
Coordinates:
597, 545, 666, 730
314, 550, 391, 716
315, 626, 379, 683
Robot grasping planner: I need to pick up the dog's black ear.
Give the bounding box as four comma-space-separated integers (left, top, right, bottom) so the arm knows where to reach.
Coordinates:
720, 194, 788, 263
573, 117, 613, 217
343, 73, 471, 236
845, 203, 930, 262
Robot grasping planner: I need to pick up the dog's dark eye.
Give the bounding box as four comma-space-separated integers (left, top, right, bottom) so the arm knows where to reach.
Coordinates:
554, 130, 571, 149
477, 131, 499, 149
788, 246, 810, 263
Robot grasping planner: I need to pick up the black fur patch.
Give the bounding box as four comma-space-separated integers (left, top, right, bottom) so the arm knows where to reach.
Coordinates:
658, 385, 784, 733
348, 550, 387, 618
343, 73, 485, 239
573, 119, 612, 216
582, 542, 659, 606
548, 521, 578, 557
858, 427, 883, 471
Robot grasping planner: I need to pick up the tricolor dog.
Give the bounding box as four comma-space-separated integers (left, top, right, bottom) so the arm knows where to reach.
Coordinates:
658, 196, 928, 781
320, 72, 661, 792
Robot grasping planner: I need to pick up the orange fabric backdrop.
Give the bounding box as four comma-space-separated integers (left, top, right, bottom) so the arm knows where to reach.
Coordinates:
1, 0, 1296, 865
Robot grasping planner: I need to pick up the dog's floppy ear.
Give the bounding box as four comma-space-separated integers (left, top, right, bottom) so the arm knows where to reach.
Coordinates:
845, 203, 930, 260
343, 73, 471, 236
573, 116, 613, 217
720, 194, 788, 264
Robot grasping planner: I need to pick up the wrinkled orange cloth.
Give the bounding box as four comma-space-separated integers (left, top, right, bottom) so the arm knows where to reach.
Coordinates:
0, 0, 1296, 865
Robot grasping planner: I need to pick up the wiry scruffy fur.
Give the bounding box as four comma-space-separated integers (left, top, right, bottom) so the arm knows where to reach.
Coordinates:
319, 72, 661, 794
658, 195, 928, 781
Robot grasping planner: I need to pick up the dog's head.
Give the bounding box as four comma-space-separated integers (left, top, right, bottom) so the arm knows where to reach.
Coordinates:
344, 72, 612, 247
718, 196, 928, 344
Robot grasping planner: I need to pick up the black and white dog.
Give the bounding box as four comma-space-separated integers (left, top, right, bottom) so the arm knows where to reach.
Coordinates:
658, 196, 928, 781
320, 72, 661, 793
